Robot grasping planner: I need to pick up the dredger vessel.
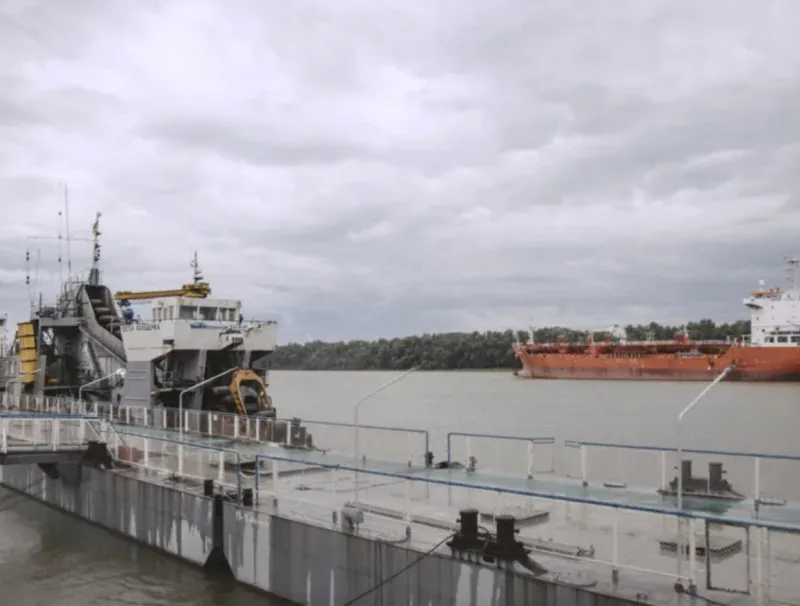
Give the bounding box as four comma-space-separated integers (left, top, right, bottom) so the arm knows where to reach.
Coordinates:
6, 212, 298, 428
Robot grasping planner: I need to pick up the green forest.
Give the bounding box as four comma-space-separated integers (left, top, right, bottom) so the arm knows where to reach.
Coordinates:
272, 319, 751, 371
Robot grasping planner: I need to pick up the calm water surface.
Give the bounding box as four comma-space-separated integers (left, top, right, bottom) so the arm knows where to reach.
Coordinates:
0, 370, 796, 604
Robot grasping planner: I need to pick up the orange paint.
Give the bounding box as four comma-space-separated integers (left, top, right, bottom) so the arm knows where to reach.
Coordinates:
513, 342, 800, 381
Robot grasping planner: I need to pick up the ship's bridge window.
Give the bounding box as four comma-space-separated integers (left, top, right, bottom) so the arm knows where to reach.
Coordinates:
766, 336, 775, 343
167, 306, 174, 320
178, 306, 196, 320
198, 306, 217, 321
791, 336, 800, 343
778, 336, 788, 343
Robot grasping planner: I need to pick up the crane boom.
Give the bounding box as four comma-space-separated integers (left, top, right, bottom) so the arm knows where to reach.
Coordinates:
114, 281, 211, 302
114, 251, 210, 302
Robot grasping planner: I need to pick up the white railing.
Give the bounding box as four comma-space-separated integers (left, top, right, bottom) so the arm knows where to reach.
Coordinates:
1, 393, 431, 466
90, 426, 243, 494
0, 413, 98, 453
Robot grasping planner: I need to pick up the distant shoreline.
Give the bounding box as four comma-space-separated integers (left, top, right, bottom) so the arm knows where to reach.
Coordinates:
271, 320, 748, 372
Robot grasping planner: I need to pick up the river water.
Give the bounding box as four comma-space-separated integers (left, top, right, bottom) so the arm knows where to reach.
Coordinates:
0, 370, 797, 604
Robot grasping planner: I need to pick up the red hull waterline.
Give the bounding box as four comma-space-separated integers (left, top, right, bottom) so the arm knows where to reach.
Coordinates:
516, 366, 800, 382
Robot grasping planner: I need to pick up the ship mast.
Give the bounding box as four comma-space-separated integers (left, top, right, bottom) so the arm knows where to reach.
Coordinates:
88, 212, 102, 286
190, 251, 203, 285
785, 256, 800, 294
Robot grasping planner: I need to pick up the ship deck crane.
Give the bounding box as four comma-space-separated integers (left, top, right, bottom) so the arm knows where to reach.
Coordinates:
113, 282, 211, 303
113, 252, 211, 303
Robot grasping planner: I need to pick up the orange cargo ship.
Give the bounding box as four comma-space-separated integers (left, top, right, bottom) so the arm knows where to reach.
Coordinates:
513, 258, 800, 382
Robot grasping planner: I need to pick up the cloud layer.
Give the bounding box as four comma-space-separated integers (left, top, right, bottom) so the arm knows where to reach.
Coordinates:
2, 0, 799, 342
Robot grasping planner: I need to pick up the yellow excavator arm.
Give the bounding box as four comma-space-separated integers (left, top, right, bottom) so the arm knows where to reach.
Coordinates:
114, 281, 211, 302
229, 369, 272, 415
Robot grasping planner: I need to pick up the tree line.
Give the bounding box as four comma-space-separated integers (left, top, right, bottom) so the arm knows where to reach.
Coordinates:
271, 319, 751, 371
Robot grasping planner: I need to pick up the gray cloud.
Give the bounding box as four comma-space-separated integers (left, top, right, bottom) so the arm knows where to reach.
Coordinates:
2, 0, 800, 343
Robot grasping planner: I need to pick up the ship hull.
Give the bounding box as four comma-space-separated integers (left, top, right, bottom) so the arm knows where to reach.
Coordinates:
514, 346, 800, 382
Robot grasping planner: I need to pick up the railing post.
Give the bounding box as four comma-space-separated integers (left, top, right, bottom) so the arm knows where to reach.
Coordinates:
217, 450, 224, 482
236, 454, 242, 496
527, 440, 534, 479
660, 451, 667, 491
407, 432, 412, 468
178, 443, 184, 477
52, 418, 59, 450
1, 419, 6, 452
688, 517, 697, 592
234, 416, 239, 439
272, 459, 279, 502
612, 507, 619, 584
580, 444, 587, 484
255, 417, 260, 442
756, 525, 764, 605
754, 457, 761, 503
404, 478, 412, 529
143, 437, 149, 469
126, 406, 131, 426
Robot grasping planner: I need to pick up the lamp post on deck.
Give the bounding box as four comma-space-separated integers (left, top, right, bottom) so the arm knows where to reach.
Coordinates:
674, 363, 734, 590
78, 368, 126, 403
178, 367, 238, 439
353, 366, 419, 512
676, 364, 735, 511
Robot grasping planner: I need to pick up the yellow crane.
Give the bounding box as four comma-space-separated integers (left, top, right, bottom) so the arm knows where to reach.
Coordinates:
113, 252, 211, 302
114, 281, 211, 302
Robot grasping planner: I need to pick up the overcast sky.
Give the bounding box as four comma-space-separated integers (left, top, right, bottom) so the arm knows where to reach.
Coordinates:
1, 1, 799, 343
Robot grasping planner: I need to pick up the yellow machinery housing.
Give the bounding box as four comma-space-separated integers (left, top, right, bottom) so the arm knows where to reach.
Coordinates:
16, 322, 38, 384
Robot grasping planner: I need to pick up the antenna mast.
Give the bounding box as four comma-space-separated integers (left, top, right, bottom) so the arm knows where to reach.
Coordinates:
64, 184, 72, 275
785, 256, 800, 293
57, 209, 63, 285
25, 249, 32, 315
88, 212, 102, 286
190, 251, 203, 285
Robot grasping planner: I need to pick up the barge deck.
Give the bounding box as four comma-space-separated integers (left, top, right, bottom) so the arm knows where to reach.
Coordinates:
1, 395, 799, 605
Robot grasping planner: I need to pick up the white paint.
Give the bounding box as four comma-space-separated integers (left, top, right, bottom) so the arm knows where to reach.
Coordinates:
120, 296, 277, 362
745, 259, 800, 347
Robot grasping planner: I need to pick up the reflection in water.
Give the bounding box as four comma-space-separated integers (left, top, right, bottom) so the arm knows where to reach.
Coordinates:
0, 487, 287, 606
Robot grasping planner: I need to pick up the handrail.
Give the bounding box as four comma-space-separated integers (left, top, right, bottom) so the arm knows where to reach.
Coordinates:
99, 404, 430, 462
250, 452, 800, 533
0, 413, 100, 419
446, 431, 555, 465
113, 428, 242, 494
564, 439, 800, 462
271, 416, 430, 458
